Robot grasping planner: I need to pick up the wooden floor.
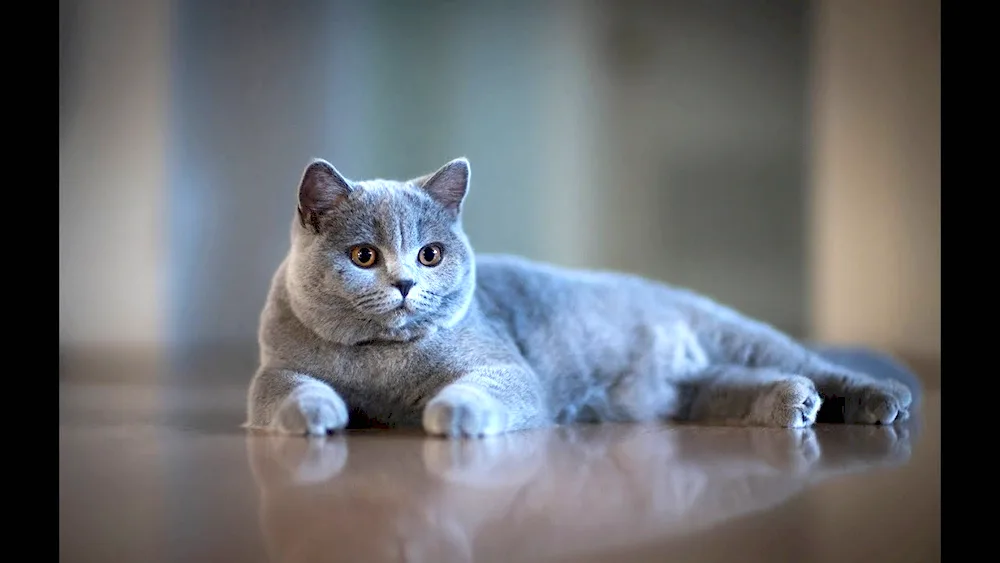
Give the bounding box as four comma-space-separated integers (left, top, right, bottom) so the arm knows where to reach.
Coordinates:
59, 360, 940, 563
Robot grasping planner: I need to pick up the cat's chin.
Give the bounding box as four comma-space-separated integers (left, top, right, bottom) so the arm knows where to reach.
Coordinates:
383, 309, 412, 329
360, 321, 441, 345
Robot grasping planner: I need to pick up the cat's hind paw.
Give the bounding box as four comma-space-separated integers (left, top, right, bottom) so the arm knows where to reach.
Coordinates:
272, 384, 349, 436
423, 385, 508, 438
756, 376, 822, 428
845, 379, 911, 425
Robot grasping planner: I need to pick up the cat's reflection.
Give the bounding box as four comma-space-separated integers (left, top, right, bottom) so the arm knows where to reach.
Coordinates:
246, 423, 912, 563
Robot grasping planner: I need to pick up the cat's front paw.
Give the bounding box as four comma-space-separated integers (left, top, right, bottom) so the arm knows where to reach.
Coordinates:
272, 384, 349, 436
884, 378, 913, 421
845, 378, 912, 425
423, 385, 508, 438
756, 376, 822, 428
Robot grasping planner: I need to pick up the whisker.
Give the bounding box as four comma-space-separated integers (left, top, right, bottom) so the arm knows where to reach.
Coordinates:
354, 294, 385, 308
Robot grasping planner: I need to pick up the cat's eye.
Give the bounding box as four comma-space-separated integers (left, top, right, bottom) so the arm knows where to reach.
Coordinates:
350, 245, 378, 268
418, 244, 444, 267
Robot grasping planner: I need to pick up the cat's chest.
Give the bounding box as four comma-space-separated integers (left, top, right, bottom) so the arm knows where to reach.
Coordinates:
312, 341, 452, 426
311, 341, 426, 376
310, 339, 451, 394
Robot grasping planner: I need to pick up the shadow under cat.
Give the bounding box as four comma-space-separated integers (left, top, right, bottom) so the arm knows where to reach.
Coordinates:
246, 420, 914, 563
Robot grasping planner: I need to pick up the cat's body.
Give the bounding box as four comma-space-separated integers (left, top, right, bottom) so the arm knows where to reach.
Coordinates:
246, 158, 913, 437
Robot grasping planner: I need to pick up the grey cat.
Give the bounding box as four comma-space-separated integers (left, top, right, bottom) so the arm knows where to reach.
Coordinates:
245, 157, 913, 438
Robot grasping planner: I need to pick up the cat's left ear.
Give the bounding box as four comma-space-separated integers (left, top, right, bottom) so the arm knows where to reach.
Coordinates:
415, 157, 470, 217
298, 158, 353, 232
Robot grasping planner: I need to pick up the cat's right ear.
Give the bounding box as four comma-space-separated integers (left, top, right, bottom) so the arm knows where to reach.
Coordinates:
297, 159, 352, 232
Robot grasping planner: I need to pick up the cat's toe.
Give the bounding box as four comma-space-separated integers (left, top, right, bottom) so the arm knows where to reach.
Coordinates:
273, 387, 349, 436
848, 387, 901, 425
423, 386, 507, 438
424, 401, 476, 436
761, 377, 822, 428
885, 378, 914, 409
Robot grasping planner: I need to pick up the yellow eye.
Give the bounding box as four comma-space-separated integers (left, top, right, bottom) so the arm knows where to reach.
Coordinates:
350, 245, 378, 268
418, 244, 443, 267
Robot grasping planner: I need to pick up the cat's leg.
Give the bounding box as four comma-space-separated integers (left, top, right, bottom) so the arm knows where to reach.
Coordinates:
702, 319, 913, 424
598, 320, 711, 423
680, 366, 823, 428
246, 368, 349, 436
422, 365, 546, 438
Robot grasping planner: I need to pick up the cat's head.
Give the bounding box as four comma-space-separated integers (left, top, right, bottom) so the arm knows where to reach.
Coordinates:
285, 157, 476, 345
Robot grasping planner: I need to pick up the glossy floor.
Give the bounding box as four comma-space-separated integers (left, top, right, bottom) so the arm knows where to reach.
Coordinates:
59, 380, 940, 563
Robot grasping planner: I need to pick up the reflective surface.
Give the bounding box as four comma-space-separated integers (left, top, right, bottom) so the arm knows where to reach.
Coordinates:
60, 379, 939, 563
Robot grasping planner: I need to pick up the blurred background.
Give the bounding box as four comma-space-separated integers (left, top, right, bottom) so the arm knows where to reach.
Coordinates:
58, 0, 940, 387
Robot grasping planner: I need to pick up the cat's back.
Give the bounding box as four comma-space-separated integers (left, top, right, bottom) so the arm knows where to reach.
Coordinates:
473, 253, 700, 340
471, 254, 712, 389
474, 253, 677, 307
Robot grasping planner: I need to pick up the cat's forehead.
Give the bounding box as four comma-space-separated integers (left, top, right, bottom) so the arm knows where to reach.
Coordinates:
327, 179, 452, 241
348, 180, 434, 215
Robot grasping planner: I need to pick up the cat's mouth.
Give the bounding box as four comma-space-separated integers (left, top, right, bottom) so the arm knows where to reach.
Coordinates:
397, 297, 421, 313
382, 305, 416, 329
382, 299, 416, 321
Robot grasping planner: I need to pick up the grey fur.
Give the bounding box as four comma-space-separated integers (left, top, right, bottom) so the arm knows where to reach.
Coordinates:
246, 158, 914, 437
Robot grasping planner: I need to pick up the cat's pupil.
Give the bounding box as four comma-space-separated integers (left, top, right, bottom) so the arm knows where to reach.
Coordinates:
422, 247, 435, 262
359, 248, 372, 262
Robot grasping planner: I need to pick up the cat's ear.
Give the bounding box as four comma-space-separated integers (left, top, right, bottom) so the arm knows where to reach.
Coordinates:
416, 157, 470, 216
297, 158, 352, 231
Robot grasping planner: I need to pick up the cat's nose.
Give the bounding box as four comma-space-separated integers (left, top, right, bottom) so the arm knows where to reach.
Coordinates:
393, 279, 416, 298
